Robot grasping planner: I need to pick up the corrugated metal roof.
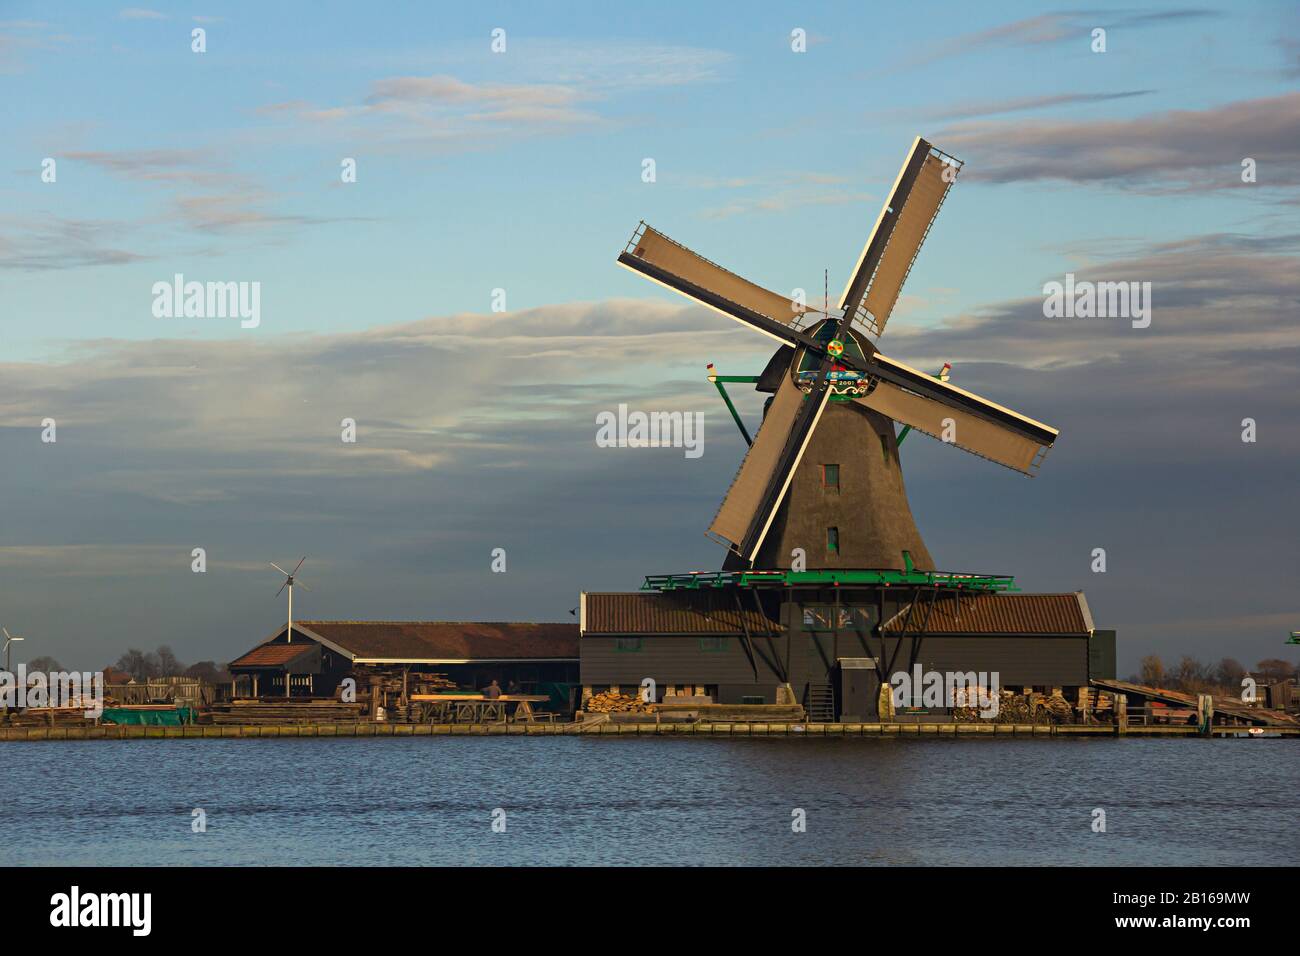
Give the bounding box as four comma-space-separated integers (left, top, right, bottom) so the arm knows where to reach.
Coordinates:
583, 592, 781, 636
295, 621, 578, 661
885, 593, 1089, 635
229, 643, 317, 668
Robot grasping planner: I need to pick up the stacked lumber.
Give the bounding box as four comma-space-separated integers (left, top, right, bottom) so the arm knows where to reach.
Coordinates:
208, 700, 365, 725
688, 703, 804, 723
1042, 692, 1074, 721
411, 673, 458, 691
585, 692, 650, 714
953, 691, 1073, 724
2, 707, 96, 727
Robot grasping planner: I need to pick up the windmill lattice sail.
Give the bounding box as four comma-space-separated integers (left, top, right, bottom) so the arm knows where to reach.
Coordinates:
840, 137, 959, 339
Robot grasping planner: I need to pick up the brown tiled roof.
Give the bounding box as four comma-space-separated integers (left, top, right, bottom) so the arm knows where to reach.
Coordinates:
885, 593, 1089, 635
296, 621, 578, 661
582, 592, 781, 636
229, 643, 318, 668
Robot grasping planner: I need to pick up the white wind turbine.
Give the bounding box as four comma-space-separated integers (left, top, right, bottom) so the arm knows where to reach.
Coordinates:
270, 558, 311, 646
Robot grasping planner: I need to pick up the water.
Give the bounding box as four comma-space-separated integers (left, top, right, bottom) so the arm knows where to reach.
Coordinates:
2, 737, 1294, 866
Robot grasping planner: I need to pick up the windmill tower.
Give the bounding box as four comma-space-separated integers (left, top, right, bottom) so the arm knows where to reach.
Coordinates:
617, 137, 1059, 573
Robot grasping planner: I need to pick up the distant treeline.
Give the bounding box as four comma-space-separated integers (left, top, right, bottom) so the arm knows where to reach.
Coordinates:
1131, 655, 1297, 695
110, 646, 230, 684
18, 646, 230, 683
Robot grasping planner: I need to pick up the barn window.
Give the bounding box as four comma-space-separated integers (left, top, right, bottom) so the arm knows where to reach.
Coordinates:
698, 637, 728, 652
615, 637, 643, 652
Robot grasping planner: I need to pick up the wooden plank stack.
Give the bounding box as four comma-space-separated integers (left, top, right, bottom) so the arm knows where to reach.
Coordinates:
585, 692, 650, 714
208, 700, 366, 725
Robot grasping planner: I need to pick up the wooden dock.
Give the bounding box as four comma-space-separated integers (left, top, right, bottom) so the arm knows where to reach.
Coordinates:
1, 721, 1296, 740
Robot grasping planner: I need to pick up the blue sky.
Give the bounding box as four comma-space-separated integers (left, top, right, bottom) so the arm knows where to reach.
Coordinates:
1, 1, 1298, 675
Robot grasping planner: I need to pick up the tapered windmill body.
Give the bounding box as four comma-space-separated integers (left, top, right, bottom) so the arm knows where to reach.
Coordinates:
616, 137, 1060, 572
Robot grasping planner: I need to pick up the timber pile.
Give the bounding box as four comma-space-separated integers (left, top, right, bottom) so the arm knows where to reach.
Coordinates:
953, 691, 1075, 724
585, 692, 651, 714
208, 700, 365, 725
2, 707, 95, 727
411, 674, 458, 691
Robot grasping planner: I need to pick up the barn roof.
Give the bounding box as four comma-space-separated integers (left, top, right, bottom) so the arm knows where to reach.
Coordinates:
581, 591, 1092, 637
287, 621, 579, 662
581, 591, 782, 636
229, 643, 318, 669
884, 592, 1091, 636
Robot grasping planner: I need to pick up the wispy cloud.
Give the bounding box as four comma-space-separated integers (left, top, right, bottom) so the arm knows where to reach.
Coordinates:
0, 18, 70, 72
118, 8, 169, 20
892, 8, 1220, 70
0, 215, 149, 271
925, 90, 1156, 121
256, 41, 731, 154
939, 93, 1300, 190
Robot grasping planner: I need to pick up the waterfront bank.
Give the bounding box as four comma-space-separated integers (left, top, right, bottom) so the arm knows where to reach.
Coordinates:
3, 720, 1296, 741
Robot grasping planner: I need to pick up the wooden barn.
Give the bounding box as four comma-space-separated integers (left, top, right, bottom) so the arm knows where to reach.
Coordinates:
228, 620, 579, 712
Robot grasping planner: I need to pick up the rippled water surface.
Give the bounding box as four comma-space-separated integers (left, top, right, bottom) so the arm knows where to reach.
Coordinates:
2, 736, 1294, 865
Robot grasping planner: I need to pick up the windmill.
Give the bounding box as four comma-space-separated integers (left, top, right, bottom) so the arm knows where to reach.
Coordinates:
270, 558, 311, 646
616, 137, 1059, 572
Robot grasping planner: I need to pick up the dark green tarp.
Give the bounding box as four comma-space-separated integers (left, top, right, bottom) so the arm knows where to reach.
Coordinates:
101, 707, 196, 726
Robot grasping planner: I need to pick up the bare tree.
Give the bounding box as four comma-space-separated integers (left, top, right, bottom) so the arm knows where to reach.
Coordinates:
1213, 658, 1246, 693
1256, 658, 1297, 682
1174, 656, 1210, 694
184, 660, 227, 684
1139, 655, 1165, 687
156, 645, 185, 676
114, 648, 161, 681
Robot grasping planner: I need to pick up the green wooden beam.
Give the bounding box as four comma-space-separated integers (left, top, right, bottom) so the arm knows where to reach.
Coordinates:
710, 377, 754, 446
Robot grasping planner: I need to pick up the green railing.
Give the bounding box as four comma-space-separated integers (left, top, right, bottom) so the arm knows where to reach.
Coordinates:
642, 568, 1018, 592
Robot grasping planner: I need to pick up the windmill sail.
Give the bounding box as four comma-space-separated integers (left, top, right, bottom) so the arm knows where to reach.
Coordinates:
856, 355, 1058, 475
840, 137, 957, 339
709, 375, 831, 559
617, 224, 817, 345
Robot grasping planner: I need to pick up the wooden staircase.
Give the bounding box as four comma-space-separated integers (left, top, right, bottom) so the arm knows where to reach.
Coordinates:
804, 682, 835, 722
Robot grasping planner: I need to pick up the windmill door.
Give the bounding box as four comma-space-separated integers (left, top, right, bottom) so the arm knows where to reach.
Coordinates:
837, 658, 880, 722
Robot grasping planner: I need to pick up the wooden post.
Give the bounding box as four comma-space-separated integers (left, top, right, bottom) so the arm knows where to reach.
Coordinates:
1197, 694, 1214, 736
1116, 693, 1128, 735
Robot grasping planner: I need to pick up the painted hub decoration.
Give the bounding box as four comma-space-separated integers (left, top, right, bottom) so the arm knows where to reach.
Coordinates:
827, 339, 845, 357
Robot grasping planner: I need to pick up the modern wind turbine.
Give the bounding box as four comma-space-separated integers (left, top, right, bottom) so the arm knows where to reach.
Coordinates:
270, 558, 311, 644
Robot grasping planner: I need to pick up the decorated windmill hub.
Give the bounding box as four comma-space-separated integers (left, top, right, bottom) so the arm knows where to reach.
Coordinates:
795, 320, 870, 400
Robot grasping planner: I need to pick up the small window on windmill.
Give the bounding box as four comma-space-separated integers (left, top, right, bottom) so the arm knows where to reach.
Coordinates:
822, 463, 840, 491
827, 527, 840, 554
